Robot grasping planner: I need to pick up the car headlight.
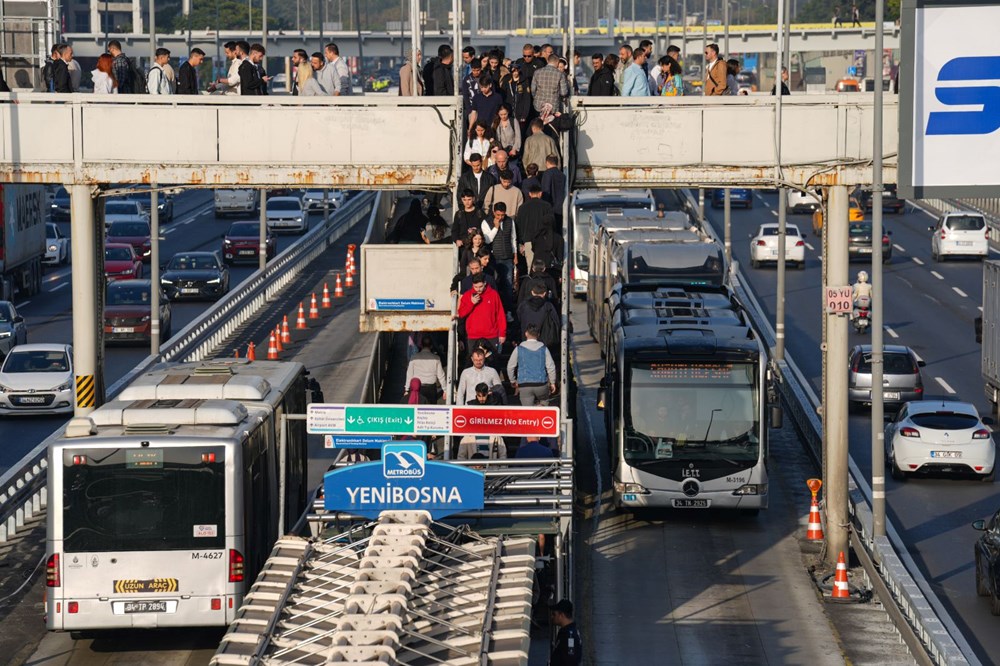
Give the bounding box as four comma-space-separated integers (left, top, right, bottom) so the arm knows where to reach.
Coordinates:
224, 239, 232, 246
295, 217, 303, 222
141, 315, 151, 322
0, 331, 9, 339
613, 482, 649, 495
0, 383, 12, 393
161, 279, 173, 285
53, 381, 72, 392
207, 278, 221, 284
48, 244, 58, 252
733, 484, 767, 496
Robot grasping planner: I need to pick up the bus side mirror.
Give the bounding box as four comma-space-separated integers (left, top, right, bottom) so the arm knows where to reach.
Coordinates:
769, 405, 783, 429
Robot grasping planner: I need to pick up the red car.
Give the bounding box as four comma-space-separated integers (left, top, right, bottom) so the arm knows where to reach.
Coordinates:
104, 243, 142, 281
103, 279, 172, 344
106, 220, 152, 262
222, 221, 276, 265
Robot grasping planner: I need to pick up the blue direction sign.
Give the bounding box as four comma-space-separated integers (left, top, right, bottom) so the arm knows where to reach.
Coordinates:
323, 442, 485, 519
368, 298, 434, 311
324, 435, 392, 449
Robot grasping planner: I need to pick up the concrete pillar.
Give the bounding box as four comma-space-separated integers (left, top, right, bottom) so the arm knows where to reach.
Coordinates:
723, 189, 731, 266
150, 188, 161, 353
70, 184, 102, 417
775, 189, 787, 361
825, 184, 850, 566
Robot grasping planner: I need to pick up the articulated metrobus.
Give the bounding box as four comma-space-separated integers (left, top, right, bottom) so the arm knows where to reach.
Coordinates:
46, 359, 308, 631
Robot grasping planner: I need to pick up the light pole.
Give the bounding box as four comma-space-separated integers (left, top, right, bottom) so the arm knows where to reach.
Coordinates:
871, 0, 887, 539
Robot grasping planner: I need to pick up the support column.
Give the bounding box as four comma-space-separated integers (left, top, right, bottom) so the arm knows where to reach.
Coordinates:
259, 190, 268, 272
723, 189, 731, 266
70, 184, 102, 417
150, 188, 161, 353
775, 189, 787, 360
698, 188, 705, 221
825, 184, 850, 566
872, 0, 887, 540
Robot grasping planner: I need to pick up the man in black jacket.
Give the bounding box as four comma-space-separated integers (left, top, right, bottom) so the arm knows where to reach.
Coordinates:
457, 155, 495, 212
423, 45, 455, 96
50, 44, 72, 93
452, 189, 485, 245
238, 42, 264, 95
516, 185, 555, 268
177, 48, 205, 94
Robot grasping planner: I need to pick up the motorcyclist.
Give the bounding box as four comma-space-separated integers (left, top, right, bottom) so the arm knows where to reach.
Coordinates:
852, 270, 872, 320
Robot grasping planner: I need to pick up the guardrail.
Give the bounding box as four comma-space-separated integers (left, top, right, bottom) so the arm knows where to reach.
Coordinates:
0, 192, 377, 545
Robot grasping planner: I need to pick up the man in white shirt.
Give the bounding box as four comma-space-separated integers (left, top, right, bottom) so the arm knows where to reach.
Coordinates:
210, 41, 242, 95
456, 349, 502, 404
147, 48, 175, 94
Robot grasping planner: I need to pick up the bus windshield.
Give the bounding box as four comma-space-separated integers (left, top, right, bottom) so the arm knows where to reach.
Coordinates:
624, 361, 759, 464
62, 447, 225, 552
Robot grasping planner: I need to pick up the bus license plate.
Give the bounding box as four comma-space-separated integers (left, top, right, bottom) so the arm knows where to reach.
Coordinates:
672, 499, 710, 508
123, 600, 168, 613
931, 450, 962, 459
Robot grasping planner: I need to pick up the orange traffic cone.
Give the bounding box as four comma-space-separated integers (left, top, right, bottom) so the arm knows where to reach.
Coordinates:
246, 341, 256, 360
296, 302, 308, 329
806, 498, 824, 541
345, 269, 355, 288
274, 324, 284, 352
321, 283, 332, 309
234, 348, 240, 358
334, 274, 344, 298
832, 552, 851, 599
281, 316, 292, 345
309, 293, 320, 319
346, 253, 355, 276
266, 332, 279, 360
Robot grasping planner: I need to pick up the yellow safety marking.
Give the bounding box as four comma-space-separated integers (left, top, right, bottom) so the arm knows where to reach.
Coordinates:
75, 375, 95, 408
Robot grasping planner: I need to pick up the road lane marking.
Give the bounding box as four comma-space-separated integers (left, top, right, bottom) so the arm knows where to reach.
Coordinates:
953, 287, 968, 298
50, 283, 67, 291
762, 201, 771, 208
980, 306, 985, 312
893, 244, 905, 252
163, 228, 176, 235
935, 377, 957, 394
15, 301, 30, 308
931, 270, 944, 280
770, 210, 778, 217
884, 326, 899, 339
912, 257, 924, 265
805, 242, 815, 251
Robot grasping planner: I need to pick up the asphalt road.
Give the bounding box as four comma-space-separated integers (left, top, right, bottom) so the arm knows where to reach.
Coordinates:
706, 190, 998, 662
0, 189, 313, 476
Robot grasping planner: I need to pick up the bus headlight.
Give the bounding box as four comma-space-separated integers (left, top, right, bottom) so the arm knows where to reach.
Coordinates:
733, 484, 767, 496
614, 482, 649, 495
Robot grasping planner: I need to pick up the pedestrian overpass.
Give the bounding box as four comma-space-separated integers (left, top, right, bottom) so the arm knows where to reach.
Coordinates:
0, 92, 896, 189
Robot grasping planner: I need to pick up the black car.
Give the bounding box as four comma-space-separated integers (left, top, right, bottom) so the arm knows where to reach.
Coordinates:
860, 185, 905, 214
118, 186, 175, 222
49, 187, 71, 221
973, 511, 1000, 614
848, 222, 893, 264
160, 251, 230, 300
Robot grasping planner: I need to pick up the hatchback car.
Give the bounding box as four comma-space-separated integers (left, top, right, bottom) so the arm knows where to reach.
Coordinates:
787, 189, 822, 215
849, 344, 925, 410
749, 223, 806, 269
104, 243, 142, 281
972, 510, 1000, 614
0, 301, 28, 358
931, 213, 989, 261
860, 184, 905, 214
886, 401, 995, 481
711, 188, 752, 209
0, 343, 73, 415
265, 196, 307, 233
44, 223, 69, 266
848, 222, 892, 263
106, 220, 152, 262
161, 252, 230, 301
302, 190, 346, 212
104, 279, 172, 344
222, 221, 277, 265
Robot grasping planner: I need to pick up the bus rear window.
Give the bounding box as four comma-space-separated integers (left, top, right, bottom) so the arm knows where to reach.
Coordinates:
62, 448, 225, 552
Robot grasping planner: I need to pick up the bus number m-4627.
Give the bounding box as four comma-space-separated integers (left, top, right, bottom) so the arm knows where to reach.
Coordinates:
191, 551, 224, 560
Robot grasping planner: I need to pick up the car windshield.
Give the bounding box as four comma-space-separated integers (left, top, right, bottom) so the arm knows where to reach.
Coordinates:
849, 224, 871, 236
760, 226, 800, 237
2, 350, 69, 373
168, 254, 217, 270
229, 223, 259, 236
909, 412, 979, 430
857, 352, 917, 374
106, 202, 138, 215
624, 361, 759, 464
268, 200, 301, 211
108, 222, 149, 237
106, 284, 150, 306
105, 247, 133, 262
946, 215, 985, 231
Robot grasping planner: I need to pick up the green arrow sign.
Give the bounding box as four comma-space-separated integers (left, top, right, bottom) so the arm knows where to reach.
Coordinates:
344, 406, 416, 434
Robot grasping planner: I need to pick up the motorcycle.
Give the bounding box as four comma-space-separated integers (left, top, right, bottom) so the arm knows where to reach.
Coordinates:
853, 295, 871, 334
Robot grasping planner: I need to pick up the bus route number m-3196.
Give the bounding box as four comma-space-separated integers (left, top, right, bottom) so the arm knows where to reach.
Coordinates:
824, 285, 854, 314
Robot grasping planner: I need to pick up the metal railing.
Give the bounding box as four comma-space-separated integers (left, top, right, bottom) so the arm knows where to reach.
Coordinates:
0, 191, 378, 545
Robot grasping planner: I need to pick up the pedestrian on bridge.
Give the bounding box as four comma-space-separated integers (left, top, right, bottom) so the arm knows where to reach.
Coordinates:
107, 41, 135, 94
487, 149, 522, 187
147, 48, 175, 95
833, 7, 845, 27
291, 49, 313, 95
48, 44, 73, 93
456, 347, 503, 404
704, 43, 728, 96
548, 600, 583, 666
177, 48, 205, 94
508, 324, 556, 406
238, 43, 266, 95
321, 43, 352, 96
91, 53, 117, 94
851, 3, 862, 26
210, 41, 241, 95
452, 190, 486, 246
622, 48, 651, 97
532, 54, 570, 120
399, 49, 423, 96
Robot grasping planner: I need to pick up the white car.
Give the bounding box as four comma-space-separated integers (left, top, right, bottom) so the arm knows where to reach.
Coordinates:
749, 223, 806, 269
0, 343, 74, 415
44, 223, 69, 266
104, 200, 149, 228
930, 212, 990, 261
786, 189, 822, 214
302, 190, 345, 212
885, 401, 995, 481
265, 196, 307, 233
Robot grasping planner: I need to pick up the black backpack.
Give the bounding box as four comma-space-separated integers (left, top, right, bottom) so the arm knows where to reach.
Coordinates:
130, 57, 148, 94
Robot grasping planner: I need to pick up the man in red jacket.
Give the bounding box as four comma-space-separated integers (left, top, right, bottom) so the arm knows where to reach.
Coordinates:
457, 273, 507, 352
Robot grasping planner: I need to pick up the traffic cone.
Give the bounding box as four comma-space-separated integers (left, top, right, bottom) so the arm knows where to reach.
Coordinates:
345, 269, 355, 288
234, 348, 239, 358
347, 252, 355, 276
321, 283, 332, 309
832, 551, 851, 599
806, 498, 824, 541
334, 274, 344, 298
281, 316, 292, 345
246, 341, 256, 360
309, 293, 320, 319
296, 302, 308, 329
266, 332, 279, 360
274, 324, 284, 353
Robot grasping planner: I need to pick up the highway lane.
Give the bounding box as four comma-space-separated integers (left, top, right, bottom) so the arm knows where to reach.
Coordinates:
708, 191, 1000, 661
0, 189, 322, 476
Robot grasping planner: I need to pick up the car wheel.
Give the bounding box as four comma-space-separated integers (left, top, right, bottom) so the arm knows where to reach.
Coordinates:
889, 450, 906, 481
976, 552, 991, 596
751, 259, 760, 269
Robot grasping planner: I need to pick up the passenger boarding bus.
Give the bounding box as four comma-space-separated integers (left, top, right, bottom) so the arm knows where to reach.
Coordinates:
46, 360, 308, 631
598, 279, 770, 514
570, 189, 656, 298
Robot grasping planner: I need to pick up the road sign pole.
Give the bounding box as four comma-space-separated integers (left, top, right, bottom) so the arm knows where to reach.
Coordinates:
871, 0, 887, 541
775, 188, 786, 361
826, 185, 850, 566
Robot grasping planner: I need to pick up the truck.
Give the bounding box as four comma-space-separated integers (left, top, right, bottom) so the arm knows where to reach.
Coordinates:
981, 261, 1000, 413
0, 185, 47, 301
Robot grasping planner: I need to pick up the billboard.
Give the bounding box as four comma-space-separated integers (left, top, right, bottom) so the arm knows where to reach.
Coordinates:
899, 0, 1000, 198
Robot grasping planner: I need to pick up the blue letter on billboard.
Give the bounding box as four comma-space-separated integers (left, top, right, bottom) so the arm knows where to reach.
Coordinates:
926, 57, 1000, 136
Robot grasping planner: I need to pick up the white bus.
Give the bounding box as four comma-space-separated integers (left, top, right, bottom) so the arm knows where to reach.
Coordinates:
46, 359, 308, 631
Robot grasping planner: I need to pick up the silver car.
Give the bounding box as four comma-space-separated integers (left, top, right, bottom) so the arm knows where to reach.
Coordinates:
849, 344, 925, 410
302, 189, 345, 211
44, 223, 70, 266
0, 301, 28, 357
0, 343, 73, 415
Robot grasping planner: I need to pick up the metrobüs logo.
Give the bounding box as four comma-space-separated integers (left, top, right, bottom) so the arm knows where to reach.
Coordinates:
383, 442, 426, 478
926, 56, 1000, 136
